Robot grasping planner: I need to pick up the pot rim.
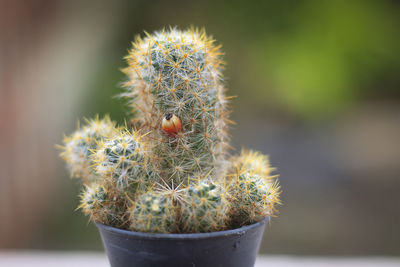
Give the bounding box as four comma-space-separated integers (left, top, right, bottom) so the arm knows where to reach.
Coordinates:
96, 217, 269, 240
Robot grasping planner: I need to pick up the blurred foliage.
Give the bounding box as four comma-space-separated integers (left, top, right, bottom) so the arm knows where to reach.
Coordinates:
81, 0, 400, 120
248, 0, 400, 118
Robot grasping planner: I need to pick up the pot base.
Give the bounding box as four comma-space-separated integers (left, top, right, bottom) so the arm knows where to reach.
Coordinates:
96, 218, 268, 267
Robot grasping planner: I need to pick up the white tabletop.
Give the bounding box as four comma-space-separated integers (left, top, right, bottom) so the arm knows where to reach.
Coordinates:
0, 251, 399, 267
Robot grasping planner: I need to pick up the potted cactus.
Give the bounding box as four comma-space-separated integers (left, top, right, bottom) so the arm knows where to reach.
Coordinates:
59, 28, 281, 267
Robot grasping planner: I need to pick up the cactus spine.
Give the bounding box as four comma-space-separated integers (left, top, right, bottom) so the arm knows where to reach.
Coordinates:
59, 28, 281, 234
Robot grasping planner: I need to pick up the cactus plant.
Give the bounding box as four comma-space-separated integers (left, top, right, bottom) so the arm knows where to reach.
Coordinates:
59, 28, 281, 234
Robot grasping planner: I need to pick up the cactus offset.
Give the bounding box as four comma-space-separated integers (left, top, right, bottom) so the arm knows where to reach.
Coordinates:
92, 129, 153, 192
59, 115, 118, 183
228, 150, 281, 227
129, 191, 178, 233
180, 180, 230, 233
59, 28, 281, 233
231, 149, 276, 179
79, 182, 129, 228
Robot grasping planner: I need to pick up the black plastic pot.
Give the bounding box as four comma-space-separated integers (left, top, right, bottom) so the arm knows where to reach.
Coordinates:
96, 218, 268, 267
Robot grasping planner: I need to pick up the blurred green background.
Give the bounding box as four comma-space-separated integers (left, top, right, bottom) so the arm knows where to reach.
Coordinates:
1, 0, 399, 255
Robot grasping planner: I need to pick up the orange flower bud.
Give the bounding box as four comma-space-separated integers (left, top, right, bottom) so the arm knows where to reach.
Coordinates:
162, 113, 182, 137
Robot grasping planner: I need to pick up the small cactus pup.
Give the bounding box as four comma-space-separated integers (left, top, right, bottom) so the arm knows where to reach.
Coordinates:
122, 28, 231, 184
228, 149, 281, 227
79, 181, 129, 228
79, 182, 108, 222
59, 115, 118, 183
92, 129, 153, 192
129, 191, 178, 233
180, 179, 230, 233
